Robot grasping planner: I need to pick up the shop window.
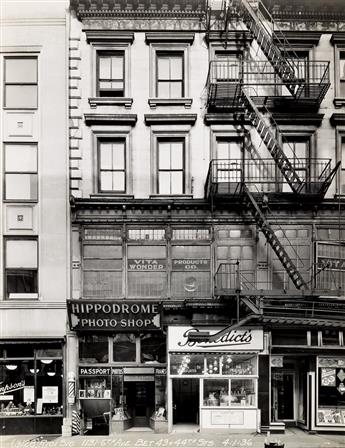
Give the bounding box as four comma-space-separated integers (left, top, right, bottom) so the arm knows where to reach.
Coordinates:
4, 56, 38, 108
6, 345, 34, 358
141, 333, 166, 364
79, 376, 111, 399
171, 245, 211, 298
36, 360, 63, 415
322, 330, 340, 346
230, 379, 256, 407
154, 372, 167, 418
113, 334, 136, 363
84, 228, 122, 241
172, 228, 211, 241
170, 354, 204, 376
98, 139, 126, 193
157, 139, 185, 195
222, 355, 257, 375
127, 245, 167, 298
83, 244, 122, 298
128, 228, 165, 241
156, 52, 184, 98
4, 144, 38, 201
97, 52, 125, 97
79, 335, 109, 364
203, 379, 229, 406
5, 238, 38, 299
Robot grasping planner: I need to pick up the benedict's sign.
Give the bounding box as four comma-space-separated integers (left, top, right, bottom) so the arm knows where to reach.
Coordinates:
168, 326, 263, 352
67, 300, 161, 332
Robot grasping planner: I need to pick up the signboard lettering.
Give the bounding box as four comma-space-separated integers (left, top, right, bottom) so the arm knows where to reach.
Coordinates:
128, 259, 166, 271
172, 259, 210, 271
317, 257, 345, 271
67, 300, 161, 332
0, 380, 25, 395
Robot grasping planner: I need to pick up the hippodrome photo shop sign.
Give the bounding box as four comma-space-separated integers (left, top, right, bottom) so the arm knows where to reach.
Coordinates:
67, 300, 161, 331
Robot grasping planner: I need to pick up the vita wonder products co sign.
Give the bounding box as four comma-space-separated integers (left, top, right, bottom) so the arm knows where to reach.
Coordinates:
67, 300, 161, 331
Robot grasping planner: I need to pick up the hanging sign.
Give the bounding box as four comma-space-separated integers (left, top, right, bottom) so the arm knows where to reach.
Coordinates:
168, 326, 263, 352
67, 300, 161, 331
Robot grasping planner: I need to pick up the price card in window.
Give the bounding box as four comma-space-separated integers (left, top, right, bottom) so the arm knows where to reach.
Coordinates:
321, 368, 336, 387
42, 386, 58, 403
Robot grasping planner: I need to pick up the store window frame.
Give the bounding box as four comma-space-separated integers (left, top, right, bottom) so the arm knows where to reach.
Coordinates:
4, 237, 38, 300
3, 143, 38, 202
3, 55, 38, 109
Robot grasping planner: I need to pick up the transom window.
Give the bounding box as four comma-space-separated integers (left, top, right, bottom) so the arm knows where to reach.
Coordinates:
98, 139, 126, 193
157, 139, 185, 195
4, 57, 38, 108
97, 52, 125, 97
156, 52, 184, 98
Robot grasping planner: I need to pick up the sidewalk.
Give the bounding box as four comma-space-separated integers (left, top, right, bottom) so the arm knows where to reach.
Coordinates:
1, 428, 344, 448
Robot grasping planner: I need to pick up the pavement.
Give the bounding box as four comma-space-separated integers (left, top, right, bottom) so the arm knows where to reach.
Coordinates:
1, 428, 345, 448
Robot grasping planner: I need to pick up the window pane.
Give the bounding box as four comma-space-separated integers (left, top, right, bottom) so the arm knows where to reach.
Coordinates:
100, 172, 113, 191
111, 56, 123, 79
79, 335, 108, 363
112, 143, 125, 170
171, 142, 183, 169
171, 172, 183, 194
84, 245, 122, 259
100, 144, 113, 169
157, 82, 170, 98
157, 57, 170, 80
99, 57, 111, 80
113, 334, 136, 362
158, 172, 171, 194
340, 81, 345, 97
5, 173, 38, 200
99, 81, 112, 90
295, 142, 307, 158
112, 172, 125, 191
6, 270, 37, 295
172, 246, 210, 258
128, 245, 166, 258
204, 379, 229, 406
5, 145, 37, 172
171, 272, 211, 297
158, 143, 171, 169
128, 272, 166, 297
217, 141, 231, 159
5, 58, 37, 83
83, 271, 122, 298
222, 355, 257, 375
110, 81, 124, 91
339, 55, 345, 79
5, 85, 37, 108
170, 82, 182, 98
170, 354, 204, 375
141, 333, 166, 363
230, 379, 255, 406
6, 240, 37, 268
36, 360, 63, 415
170, 56, 183, 79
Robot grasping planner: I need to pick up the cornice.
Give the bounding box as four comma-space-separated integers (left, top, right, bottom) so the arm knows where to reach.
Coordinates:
330, 113, 345, 126
144, 113, 197, 125
145, 32, 195, 44
84, 30, 134, 44
84, 113, 137, 126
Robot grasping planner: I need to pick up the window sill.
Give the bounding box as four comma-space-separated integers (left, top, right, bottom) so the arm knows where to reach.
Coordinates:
90, 194, 134, 199
148, 98, 193, 109
8, 293, 39, 300
333, 97, 345, 108
149, 194, 193, 199
3, 199, 38, 204
88, 97, 133, 109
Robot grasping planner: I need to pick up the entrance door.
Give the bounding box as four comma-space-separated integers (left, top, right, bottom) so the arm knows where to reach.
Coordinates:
173, 378, 199, 424
272, 372, 295, 421
125, 381, 155, 427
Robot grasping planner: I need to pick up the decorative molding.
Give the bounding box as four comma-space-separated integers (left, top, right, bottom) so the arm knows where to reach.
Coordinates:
331, 33, 345, 45
148, 98, 193, 109
84, 113, 137, 126
88, 97, 133, 109
0, 302, 66, 310
204, 113, 251, 125
273, 113, 324, 126
145, 32, 195, 44
84, 30, 134, 44
330, 113, 345, 126
144, 113, 197, 125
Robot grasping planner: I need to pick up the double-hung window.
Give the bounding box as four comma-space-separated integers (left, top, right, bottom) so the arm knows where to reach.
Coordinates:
4, 144, 38, 201
98, 140, 126, 193
282, 137, 309, 191
4, 57, 38, 108
5, 238, 38, 299
97, 52, 125, 97
157, 139, 185, 195
340, 52, 345, 97
156, 52, 184, 98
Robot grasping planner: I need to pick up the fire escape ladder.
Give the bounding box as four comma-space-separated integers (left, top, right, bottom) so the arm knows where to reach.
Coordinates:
235, 0, 299, 95
240, 91, 304, 195
242, 184, 308, 290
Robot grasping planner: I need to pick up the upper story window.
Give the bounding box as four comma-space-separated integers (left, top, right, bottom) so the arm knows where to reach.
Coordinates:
4, 57, 38, 108
4, 144, 38, 201
157, 139, 185, 195
97, 52, 125, 97
213, 51, 241, 82
339, 52, 345, 97
156, 52, 184, 98
5, 238, 38, 299
98, 139, 126, 193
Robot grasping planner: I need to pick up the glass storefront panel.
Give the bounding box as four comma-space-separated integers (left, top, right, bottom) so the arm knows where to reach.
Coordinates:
36, 360, 63, 415
203, 379, 229, 406
79, 335, 109, 363
141, 333, 166, 364
222, 354, 257, 375
230, 379, 256, 406
113, 334, 136, 362
170, 354, 204, 375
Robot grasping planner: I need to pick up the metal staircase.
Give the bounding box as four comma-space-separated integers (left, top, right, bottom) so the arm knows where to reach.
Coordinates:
242, 184, 308, 290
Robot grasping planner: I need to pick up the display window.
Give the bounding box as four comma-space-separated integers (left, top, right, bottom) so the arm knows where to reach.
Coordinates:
79, 335, 109, 363
317, 357, 345, 426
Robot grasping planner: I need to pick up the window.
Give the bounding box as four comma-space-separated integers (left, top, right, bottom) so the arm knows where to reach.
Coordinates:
4, 144, 38, 201
5, 239, 38, 298
339, 52, 345, 97
341, 136, 345, 194
282, 137, 309, 192
157, 139, 185, 194
98, 140, 126, 193
214, 51, 241, 82
79, 335, 109, 363
156, 52, 184, 98
4, 57, 38, 108
97, 52, 124, 97
215, 138, 242, 184
113, 334, 136, 362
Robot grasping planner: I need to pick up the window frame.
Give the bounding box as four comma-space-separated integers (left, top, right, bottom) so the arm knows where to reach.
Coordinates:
333, 39, 345, 107
96, 51, 125, 98
98, 138, 127, 194
157, 138, 186, 195
3, 143, 38, 202
4, 237, 39, 299
155, 51, 184, 98
3, 56, 38, 109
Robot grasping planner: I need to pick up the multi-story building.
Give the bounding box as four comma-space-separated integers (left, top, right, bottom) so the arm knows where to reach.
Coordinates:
0, 0, 69, 436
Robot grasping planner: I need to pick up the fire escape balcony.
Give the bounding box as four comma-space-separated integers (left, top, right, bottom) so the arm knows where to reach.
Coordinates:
206, 59, 330, 110
205, 158, 335, 201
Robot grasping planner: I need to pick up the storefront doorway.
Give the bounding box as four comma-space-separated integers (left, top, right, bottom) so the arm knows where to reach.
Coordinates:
125, 381, 155, 427
272, 372, 295, 421
173, 379, 199, 424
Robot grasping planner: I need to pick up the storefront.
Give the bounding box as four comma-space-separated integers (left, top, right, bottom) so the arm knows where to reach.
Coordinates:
167, 326, 264, 432
0, 341, 64, 435
67, 300, 168, 434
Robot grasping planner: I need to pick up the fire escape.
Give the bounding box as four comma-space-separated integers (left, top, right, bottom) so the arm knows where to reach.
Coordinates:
204, 0, 343, 330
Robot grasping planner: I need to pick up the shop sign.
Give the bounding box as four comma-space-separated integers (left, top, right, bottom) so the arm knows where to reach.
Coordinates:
271, 356, 283, 368
155, 368, 167, 375
128, 259, 166, 271
172, 259, 210, 271
317, 257, 345, 270
168, 326, 264, 352
79, 367, 111, 376
123, 375, 154, 382
0, 380, 25, 395
67, 300, 161, 331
